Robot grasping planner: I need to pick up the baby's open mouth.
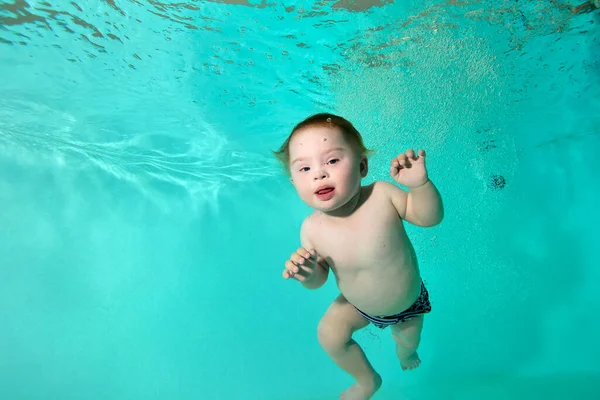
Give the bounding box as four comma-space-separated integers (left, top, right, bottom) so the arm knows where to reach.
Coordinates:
315, 187, 335, 201
316, 187, 334, 195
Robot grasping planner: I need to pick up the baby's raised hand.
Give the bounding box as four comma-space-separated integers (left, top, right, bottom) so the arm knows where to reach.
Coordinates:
283, 248, 318, 282
390, 149, 429, 189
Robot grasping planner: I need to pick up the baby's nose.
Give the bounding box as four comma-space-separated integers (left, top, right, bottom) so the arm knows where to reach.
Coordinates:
313, 168, 328, 179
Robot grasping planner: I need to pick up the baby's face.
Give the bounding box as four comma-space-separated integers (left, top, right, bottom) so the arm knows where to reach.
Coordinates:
288, 125, 364, 212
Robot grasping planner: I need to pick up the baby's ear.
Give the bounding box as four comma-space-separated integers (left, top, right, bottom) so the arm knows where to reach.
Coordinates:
360, 157, 369, 177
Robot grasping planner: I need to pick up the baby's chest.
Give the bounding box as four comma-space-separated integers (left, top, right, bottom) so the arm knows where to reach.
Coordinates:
316, 213, 402, 267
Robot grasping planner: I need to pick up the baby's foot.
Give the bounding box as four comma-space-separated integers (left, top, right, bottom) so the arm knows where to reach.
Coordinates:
399, 351, 421, 370
340, 374, 382, 400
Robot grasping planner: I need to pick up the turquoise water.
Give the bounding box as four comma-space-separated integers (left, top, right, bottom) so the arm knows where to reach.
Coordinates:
1, 1, 599, 399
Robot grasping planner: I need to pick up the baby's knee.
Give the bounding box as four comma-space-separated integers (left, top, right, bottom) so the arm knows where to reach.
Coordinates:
317, 318, 351, 354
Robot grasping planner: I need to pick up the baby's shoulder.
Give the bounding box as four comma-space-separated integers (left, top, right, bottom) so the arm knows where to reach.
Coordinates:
300, 212, 320, 246
366, 180, 398, 201
301, 210, 321, 231
371, 180, 395, 191
361, 181, 407, 215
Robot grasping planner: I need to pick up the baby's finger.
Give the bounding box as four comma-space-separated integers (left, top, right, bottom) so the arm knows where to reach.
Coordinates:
283, 267, 304, 281
303, 248, 318, 262
292, 272, 306, 282
397, 153, 408, 166
418, 149, 426, 159
291, 252, 307, 266
298, 247, 312, 261
398, 154, 411, 168
285, 259, 300, 274
406, 148, 416, 160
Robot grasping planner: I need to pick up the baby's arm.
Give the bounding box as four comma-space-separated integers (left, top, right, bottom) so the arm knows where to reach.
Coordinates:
406, 180, 444, 226
381, 180, 444, 227
299, 219, 329, 290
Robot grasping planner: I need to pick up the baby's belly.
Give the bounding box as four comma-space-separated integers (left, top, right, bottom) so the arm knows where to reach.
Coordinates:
339, 267, 422, 316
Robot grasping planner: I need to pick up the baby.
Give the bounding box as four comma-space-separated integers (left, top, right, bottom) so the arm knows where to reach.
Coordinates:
274, 113, 444, 400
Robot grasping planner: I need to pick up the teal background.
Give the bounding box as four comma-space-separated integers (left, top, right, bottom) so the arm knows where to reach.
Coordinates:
1, 1, 599, 399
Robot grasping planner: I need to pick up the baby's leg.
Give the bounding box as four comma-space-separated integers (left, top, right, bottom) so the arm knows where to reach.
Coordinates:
390, 315, 424, 370
317, 294, 381, 400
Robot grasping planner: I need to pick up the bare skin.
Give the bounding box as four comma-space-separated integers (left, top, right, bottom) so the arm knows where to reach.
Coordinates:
318, 294, 382, 400
391, 315, 425, 370
283, 124, 443, 399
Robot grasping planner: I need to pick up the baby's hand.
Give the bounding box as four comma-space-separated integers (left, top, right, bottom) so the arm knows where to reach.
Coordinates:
283, 248, 318, 282
390, 149, 429, 189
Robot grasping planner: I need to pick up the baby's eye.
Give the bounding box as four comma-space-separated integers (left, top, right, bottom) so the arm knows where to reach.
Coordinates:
328, 159, 339, 165
299, 167, 310, 172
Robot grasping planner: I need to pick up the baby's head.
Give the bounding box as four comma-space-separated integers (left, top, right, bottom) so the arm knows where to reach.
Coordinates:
273, 113, 372, 212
